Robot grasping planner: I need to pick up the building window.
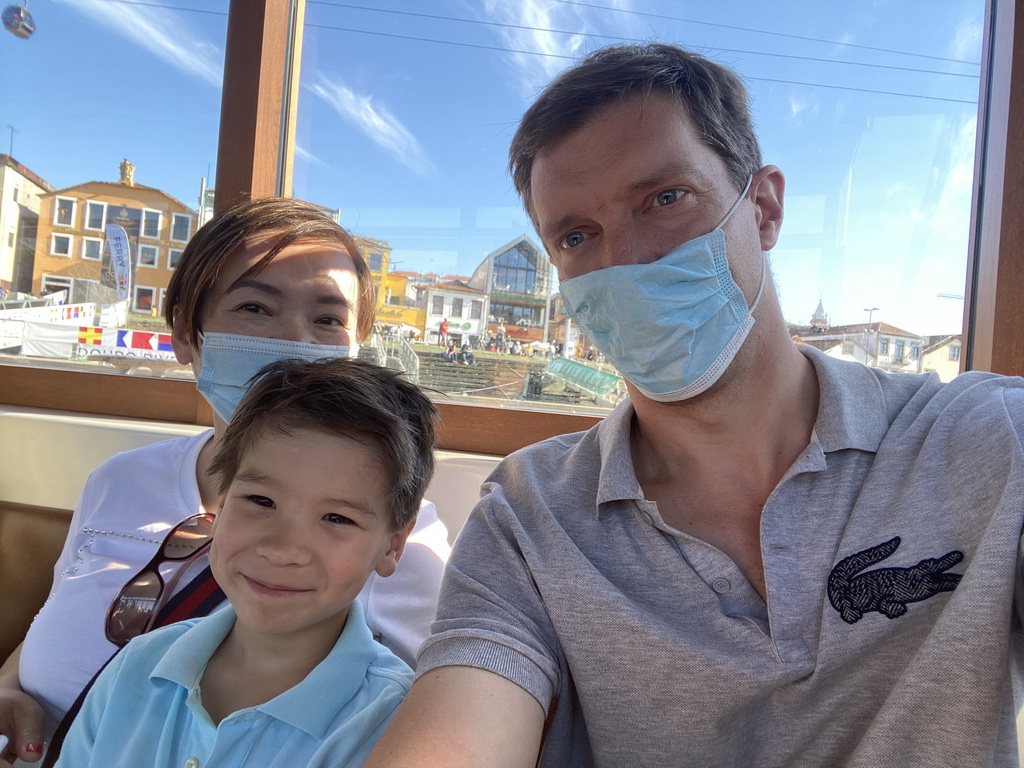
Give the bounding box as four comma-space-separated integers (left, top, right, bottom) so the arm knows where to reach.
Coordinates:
138, 244, 159, 267
82, 237, 104, 261
910, 343, 920, 359
950, 345, 961, 361
470, 299, 483, 319
451, 297, 464, 318
141, 209, 161, 239
894, 340, 905, 363
368, 251, 384, 271
85, 201, 107, 231
879, 338, 890, 355
168, 248, 183, 270
133, 285, 155, 313
54, 197, 75, 227
431, 295, 444, 315
41, 274, 73, 296
11, 186, 19, 203
51, 233, 72, 257
170, 213, 192, 243
842, 340, 854, 355
6, 231, 13, 248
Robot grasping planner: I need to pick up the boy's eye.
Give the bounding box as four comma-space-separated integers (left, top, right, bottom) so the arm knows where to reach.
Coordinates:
246, 495, 275, 508
323, 513, 353, 525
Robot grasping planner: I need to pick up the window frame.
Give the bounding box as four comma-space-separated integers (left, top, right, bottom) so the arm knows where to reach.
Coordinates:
84, 200, 107, 232
167, 248, 184, 270
2, 0, 1021, 458
140, 208, 162, 240
137, 244, 159, 268
50, 233, 72, 257
53, 196, 76, 228
81, 236, 104, 261
132, 285, 156, 314
170, 213, 192, 243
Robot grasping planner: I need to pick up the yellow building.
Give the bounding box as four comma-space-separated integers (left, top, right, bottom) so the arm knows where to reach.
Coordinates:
34, 160, 196, 316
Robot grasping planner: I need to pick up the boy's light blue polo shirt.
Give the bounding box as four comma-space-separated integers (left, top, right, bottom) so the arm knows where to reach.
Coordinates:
56, 600, 412, 768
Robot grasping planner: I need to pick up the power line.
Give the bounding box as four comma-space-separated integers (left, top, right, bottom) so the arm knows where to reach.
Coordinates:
309, 2, 978, 80
306, 22, 978, 105
546, 0, 980, 66
92, 0, 226, 16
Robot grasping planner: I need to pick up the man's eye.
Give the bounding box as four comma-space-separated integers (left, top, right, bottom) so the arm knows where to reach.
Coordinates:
562, 232, 586, 249
654, 189, 681, 207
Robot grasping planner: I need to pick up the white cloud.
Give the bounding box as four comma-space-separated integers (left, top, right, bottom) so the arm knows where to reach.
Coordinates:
54, 0, 222, 88
478, 0, 591, 98
308, 74, 436, 177
294, 144, 326, 168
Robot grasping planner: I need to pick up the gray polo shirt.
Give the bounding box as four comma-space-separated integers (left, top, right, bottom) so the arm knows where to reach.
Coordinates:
419, 345, 1024, 767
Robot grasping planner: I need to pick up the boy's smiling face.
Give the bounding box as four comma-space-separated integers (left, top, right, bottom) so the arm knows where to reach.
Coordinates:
210, 426, 410, 648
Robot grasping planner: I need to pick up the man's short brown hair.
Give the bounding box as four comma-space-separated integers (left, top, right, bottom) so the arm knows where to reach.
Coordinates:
509, 43, 763, 224
165, 198, 376, 347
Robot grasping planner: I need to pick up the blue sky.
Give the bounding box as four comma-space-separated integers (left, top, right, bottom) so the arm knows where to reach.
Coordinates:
2, 0, 983, 334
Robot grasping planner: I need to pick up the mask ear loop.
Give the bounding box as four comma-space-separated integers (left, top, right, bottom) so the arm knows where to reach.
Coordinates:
715, 174, 754, 230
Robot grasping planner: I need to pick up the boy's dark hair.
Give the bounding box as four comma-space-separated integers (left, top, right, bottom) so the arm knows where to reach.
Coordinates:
209, 358, 437, 531
509, 43, 762, 226
165, 197, 377, 347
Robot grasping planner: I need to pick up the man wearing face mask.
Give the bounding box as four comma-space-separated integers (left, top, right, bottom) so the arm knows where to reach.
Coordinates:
368, 43, 1024, 768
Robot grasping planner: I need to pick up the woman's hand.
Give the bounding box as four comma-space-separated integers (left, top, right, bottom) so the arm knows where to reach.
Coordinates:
0, 646, 45, 765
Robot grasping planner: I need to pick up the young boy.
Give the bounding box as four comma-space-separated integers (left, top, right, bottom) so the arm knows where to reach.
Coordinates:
54, 357, 438, 767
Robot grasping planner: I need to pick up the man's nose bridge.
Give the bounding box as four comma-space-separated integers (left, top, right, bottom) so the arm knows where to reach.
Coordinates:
601, 222, 646, 268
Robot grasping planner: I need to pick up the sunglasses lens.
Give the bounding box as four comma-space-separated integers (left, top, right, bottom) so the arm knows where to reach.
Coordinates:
107, 571, 162, 645
162, 514, 214, 560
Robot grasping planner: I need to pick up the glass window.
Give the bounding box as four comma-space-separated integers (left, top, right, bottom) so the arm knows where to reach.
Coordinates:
911, 343, 921, 359
170, 213, 192, 243
168, 248, 184, 270
842, 340, 854, 354
950, 344, 961, 361
879, 338, 890, 355
451, 297, 464, 318
81, 237, 103, 261
6, 231, 13, 248
54, 197, 75, 227
141, 209, 161, 239
894, 340, 906, 362
368, 251, 384, 271
51, 233, 72, 257
41, 274, 72, 295
11, 186, 19, 203
85, 201, 106, 231
471, 299, 483, 319
293, 2, 982, 415
431, 295, 444, 315
138, 244, 159, 268
132, 285, 155, 314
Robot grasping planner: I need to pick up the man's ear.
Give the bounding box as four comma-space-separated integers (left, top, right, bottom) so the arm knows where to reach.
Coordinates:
751, 165, 785, 252
374, 518, 416, 578
170, 305, 197, 366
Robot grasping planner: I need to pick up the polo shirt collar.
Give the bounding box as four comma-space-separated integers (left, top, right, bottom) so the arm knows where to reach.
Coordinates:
591, 344, 892, 510
151, 599, 378, 738
797, 344, 890, 453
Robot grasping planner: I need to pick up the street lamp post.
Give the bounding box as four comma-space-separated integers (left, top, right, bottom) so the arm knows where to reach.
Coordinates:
863, 307, 879, 366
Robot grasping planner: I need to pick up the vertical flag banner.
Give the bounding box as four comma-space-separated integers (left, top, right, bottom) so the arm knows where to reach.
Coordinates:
105, 224, 132, 300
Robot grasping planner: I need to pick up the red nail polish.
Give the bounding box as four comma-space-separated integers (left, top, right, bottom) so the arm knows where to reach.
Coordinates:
25, 743, 43, 754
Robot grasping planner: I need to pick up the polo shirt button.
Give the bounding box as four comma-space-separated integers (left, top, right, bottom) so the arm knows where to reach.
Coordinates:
184, 759, 200, 768
711, 578, 731, 593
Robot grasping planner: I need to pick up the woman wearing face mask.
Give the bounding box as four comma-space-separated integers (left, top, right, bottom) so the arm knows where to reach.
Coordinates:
0, 198, 450, 765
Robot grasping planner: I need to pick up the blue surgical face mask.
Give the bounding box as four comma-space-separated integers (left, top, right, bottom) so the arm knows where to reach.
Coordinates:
195, 332, 359, 422
558, 176, 764, 403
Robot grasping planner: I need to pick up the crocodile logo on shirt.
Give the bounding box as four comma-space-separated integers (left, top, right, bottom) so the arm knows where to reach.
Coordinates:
827, 537, 963, 624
